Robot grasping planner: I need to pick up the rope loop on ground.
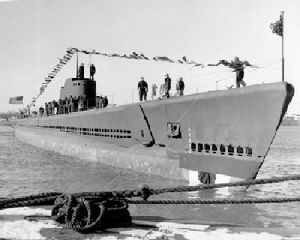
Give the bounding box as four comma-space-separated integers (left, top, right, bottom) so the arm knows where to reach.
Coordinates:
71, 199, 106, 233
50, 194, 132, 233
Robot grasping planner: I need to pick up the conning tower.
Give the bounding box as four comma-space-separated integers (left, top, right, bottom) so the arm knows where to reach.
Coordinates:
59, 68, 96, 108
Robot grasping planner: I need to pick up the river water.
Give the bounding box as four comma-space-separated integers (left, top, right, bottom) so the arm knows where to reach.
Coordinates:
0, 124, 300, 231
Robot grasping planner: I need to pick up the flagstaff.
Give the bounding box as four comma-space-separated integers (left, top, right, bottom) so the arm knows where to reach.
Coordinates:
281, 11, 284, 82
270, 11, 284, 82
76, 51, 79, 78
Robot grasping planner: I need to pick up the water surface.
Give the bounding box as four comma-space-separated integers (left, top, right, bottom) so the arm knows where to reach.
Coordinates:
0, 124, 299, 230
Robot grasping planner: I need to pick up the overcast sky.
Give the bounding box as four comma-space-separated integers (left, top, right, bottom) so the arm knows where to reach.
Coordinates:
0, 0, 299, 113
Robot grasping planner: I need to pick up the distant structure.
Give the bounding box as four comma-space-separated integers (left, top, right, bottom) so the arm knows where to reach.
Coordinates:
281, 114, 300, 126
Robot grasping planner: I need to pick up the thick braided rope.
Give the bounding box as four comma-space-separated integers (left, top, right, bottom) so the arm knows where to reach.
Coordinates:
1, 174, 300, 210
0, 192, 62, 205
70, 200, 106, 233
0, 196, 58, 209
150, 174, 300, 195
79, 175, 300, 199
126, 197, 300, 205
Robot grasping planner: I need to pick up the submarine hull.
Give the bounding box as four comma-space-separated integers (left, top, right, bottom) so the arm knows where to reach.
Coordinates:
16, 81, 294, 180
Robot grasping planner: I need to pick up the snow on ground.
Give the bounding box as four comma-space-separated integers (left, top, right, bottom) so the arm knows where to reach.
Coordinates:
0, 207, 298, 240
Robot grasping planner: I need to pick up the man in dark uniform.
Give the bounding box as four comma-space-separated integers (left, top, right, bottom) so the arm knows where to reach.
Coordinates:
164, 74, 171, 98
90, 64, 96, 80
59, 99, 62, 114
176, 77, 185, 96
72, 96, 79, 112
102, 96, 108, 108
138, 77, 148, 101
48, 101, 53, 115
45, 103, 48, 116
62, 98, 66, 114
68, 96, 73, 113
65, 97, 69, 114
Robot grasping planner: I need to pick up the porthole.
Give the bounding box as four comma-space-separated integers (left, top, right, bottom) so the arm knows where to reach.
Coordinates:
246, 147, 252, 156
204, 144, 210, 153
198, 143, 203, 152
228, 145, 234, 156
191, 143, 196, 151
237, 146, 244, 156
212, 144, 217, 153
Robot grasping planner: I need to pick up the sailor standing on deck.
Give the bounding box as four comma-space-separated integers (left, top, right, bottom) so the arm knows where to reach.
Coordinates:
231, 57, 250, 88
151, 83, 158, 100
65, 97, 69, 114
102, 96, 108, 108
68, 96, 73, 113
78, 96, 84, 111
208, 57, 255, 88
138, 77, 148, 101
45, 103, 48, 116
90, 64, 96, 80
164, 74, 171, 98
176, 77, 185, 96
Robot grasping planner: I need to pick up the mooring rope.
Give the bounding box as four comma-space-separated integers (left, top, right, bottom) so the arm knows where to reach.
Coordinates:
126, 197, 300, 205
0, 196, 58, 209
1, 174, 300, 233
1, 174, 300, 209
0, 192, 61, 204
139, 174, 300, 196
